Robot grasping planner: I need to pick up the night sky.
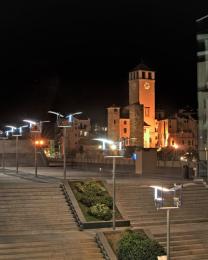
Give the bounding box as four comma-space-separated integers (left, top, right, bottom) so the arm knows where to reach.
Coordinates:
0, 0, 208, 125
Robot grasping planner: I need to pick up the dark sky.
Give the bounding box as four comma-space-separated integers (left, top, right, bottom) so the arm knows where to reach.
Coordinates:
0, 0, 208, 124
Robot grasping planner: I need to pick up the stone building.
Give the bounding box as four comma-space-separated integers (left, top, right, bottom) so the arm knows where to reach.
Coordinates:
197, 15, 208, 160
107, 63, 198, 151
64, 116, 91, 154
157, 109, 198, 150
107, 63, 156, 148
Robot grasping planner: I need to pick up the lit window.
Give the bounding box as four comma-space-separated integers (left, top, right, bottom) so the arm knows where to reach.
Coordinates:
145, 107, 150, 117
84, 131, 88, 137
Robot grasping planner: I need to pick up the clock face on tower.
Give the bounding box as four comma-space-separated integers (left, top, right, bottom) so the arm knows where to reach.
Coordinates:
144, 82, 150, 90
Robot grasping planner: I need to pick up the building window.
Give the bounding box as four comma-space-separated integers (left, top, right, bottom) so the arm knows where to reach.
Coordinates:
182, 140, 184, 145
148, 72, 152, 79
145, 107, 150, 117
142, 71, 145, 78
124, 128, 127, 134
114, 108, 118, 112
172, 140, 174, 145
114, 120, 116, 124
203, 130, 207, 144
124, 120, 127, 125
188, 140, 191, 146
203, 113, 206, 124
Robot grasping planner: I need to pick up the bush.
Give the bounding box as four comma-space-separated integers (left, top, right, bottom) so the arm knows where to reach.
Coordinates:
83, 181, 106, 196
79, 193, 97, 207
89, 203, 112, 221
74, 182, 85, 193
95, 195, 113, 209
117, 230, 166, 260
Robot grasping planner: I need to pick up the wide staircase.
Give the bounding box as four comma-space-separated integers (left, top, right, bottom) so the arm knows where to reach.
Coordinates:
0, 183, 104, 260
108, 182, 208, 259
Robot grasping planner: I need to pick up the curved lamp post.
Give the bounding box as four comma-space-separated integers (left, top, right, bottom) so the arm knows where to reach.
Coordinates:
48, 111, 82, 180
23, 119, 50, 177
0, 130, 8, 172
94, 138, 124, 230
150, 184, 182, 260
5, 125, 28, 174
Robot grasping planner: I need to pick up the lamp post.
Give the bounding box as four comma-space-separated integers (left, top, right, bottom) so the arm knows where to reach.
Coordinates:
0, 131, 8, 172
48, 111, 82, 180
34, 139, 44, 177
150, 185, 182, 260
205, 147, 208, 180
23, 119, 49, 177
94, 138, 124, 230
5, 125, 28, 174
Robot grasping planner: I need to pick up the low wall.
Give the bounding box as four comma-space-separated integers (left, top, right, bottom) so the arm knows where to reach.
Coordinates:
157, 160, 182, 168
0, 140, 48, 167
0, 139, 34, 153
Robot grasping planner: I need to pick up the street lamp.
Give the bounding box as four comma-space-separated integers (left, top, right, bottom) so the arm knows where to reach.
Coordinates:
0, 130, 8, 172
5, 125, 28, 174
94, 138, 124, 230
205, 148, 208, 180
150, 184, 182, 260
23, 119, 50, 177
48, 110, 82, 180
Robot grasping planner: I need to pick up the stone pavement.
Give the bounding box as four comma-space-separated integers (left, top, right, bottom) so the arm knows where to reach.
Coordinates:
0, 166, 204, 259
0, 168, 105, 260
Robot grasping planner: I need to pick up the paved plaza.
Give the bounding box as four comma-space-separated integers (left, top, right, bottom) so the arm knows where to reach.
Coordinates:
0, 166, 207, 259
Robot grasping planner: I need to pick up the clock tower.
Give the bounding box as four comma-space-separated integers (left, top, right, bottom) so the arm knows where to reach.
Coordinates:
129, 64, 156, 147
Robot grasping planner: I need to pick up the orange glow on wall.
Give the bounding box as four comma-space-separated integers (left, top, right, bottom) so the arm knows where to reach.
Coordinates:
144, 127, 150, 148
119, 119, 130, 140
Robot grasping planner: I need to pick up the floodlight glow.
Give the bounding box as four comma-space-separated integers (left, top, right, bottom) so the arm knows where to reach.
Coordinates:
19, 125, 28, 134
150, 186, 170, 192
5, 130, 13, 136
5, 125, 16, 130
66, 112, 82, 123
110, 144, 117, 150
93, 138, 114, 145
48, 111, 64, 118
23, 120, 37, 125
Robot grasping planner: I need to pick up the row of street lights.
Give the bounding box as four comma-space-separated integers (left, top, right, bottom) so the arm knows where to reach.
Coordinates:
1, 111, 82, 178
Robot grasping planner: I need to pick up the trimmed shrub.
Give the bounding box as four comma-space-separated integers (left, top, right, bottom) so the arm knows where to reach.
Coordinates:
79, 193, 97, 207
83, 181, 106, 196
95, 195, 113, 209
89, 203, 112, 221
74, 182, 85, 193
117, 230, 166, 260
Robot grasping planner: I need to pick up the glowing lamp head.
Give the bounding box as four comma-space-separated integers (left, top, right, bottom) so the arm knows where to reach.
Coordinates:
35, 140, 44, 146
110, 144, 117, 151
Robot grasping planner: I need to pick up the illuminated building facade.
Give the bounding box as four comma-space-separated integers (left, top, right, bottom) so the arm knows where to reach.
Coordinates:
107, 64, 198, 151
157, 109, 198, 150
107, 63, 156, 148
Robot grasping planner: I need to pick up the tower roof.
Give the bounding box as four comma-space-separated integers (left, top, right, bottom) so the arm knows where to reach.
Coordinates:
133, 63, 151, 71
